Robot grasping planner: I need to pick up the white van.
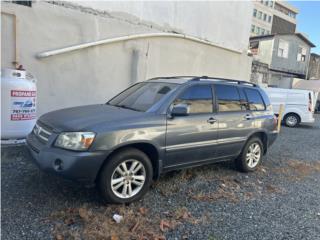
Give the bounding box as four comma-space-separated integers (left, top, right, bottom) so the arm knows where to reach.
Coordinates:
263, 87, 316, 127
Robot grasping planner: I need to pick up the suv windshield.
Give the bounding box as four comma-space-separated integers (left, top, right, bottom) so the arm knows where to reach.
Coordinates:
108, 82, 178, 112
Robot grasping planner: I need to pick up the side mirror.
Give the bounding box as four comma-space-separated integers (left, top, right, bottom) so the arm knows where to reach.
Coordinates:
171, 103, 190, 117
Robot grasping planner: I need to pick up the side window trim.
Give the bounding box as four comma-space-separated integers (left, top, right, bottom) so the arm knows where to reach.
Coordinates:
211, 84, 218, 113
171, 84, 214, 115
238, 87, 251, 111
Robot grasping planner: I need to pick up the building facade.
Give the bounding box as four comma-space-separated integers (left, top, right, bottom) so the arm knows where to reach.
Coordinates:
308, 53, 320, 80
249, 33, 315, 88
1, 1, 253, 116
251, 0, 298, 37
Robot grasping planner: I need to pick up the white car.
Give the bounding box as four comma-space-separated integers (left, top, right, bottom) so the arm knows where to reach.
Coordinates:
263, 87, 316, 127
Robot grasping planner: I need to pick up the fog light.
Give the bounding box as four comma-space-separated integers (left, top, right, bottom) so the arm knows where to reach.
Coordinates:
54, 159, 63, 171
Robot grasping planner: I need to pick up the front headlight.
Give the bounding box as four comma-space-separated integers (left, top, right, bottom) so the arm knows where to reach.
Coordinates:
55, 132, 96, 151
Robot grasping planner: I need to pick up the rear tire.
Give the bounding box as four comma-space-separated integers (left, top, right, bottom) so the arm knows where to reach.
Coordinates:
236, 137, 263, 172
98, 148, 153, 204
284, 113, 300, 127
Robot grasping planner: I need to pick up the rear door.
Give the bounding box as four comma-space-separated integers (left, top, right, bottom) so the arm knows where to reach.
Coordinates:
213, 84, 254, 159
165, 84, 219, 168
243, 87, 269, 127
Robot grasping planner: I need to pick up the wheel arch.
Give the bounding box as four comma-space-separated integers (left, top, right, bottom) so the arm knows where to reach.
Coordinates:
246, 131, 268, 155
95, 142, 161, 182
283, 112, 301, 123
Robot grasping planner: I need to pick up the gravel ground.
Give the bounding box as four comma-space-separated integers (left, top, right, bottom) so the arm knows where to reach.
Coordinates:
2, 115, 320, 240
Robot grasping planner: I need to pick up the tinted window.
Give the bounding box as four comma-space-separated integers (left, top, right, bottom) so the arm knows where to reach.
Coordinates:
215, 85, 245, 112
173, 85, 213, 114
244, 89, 265, 111
108, 82, 177, 112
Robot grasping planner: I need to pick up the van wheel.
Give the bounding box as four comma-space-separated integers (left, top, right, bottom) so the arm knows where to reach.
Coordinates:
284, 113, 300, 127
98, 148, 153, 204
236, 137, 263, 172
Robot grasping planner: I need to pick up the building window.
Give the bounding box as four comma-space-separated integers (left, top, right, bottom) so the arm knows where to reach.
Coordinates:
251, 25, 255, 33
12, 1, 32, 7
257, 11, 262, 19
250, 41, 259, 56
253, 9, 257, 17
289, 12, 296, 19
264, 0, 269, 6
256, 27, 260, 35
269, 1, 274, 7
278, 39, 289, 58
261, 29, 265, 35
263, 13, 267, 21
266, 30, 270, 35
268, 15, 272, 23
297, 46, 307, 62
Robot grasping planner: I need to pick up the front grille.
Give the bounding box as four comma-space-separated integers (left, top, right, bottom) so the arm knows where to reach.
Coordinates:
33, 122, 52, 143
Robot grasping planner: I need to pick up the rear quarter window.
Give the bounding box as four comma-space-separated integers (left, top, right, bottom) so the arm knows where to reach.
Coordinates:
215, 85, 246, 112
244, 88, 266, 111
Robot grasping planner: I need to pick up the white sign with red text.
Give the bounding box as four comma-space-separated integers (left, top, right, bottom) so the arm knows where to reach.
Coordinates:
11, 90, 36, 121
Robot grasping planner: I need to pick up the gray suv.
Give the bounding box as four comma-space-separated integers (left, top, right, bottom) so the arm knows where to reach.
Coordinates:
27, 76, 278, 203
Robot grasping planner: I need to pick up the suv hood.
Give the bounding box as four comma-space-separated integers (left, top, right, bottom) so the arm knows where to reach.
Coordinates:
39, 104, 143, 132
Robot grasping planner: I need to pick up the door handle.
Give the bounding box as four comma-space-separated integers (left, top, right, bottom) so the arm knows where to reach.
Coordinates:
244, 114, 253, 120
207, 117, 217, 124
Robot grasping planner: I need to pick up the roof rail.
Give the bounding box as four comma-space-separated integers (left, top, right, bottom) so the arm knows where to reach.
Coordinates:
190, 76, 258, 87
148, 76, 198, 80
148, 76, 258, 87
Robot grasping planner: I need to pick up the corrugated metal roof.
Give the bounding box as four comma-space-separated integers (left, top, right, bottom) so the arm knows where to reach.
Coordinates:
250, 33, 316, 47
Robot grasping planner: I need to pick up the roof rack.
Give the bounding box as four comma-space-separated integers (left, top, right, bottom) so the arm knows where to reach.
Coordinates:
190, 76, 258, 87
148, 76, 198, 80
148, 76, 258, 87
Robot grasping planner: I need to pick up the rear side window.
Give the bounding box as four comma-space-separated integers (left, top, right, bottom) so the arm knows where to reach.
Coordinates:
215, 85, 245, 112
174, 85, 213, 114
244, 88, 266, 111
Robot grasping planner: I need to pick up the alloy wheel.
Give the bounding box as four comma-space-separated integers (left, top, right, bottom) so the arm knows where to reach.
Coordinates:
246, 142, 261, 168
110, 159, 146, 199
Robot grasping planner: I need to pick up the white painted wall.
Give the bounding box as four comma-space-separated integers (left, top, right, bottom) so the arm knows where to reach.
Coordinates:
78, 1, 253, 53
1, 1, 252, 117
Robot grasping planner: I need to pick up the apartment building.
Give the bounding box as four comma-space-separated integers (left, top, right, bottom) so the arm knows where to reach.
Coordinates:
251, 0, 298, 36
249, 33, 315, 87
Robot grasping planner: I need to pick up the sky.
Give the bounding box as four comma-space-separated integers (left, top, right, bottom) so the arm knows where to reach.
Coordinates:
289, 1, 320, 54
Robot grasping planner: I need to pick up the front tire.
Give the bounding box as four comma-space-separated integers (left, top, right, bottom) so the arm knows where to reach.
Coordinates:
236, 137, 263, 172
98, 148, 153, 204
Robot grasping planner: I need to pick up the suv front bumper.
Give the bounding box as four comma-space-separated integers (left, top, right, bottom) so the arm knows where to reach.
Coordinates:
26, 132, 109, 183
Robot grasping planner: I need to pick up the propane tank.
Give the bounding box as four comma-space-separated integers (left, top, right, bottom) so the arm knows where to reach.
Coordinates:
1, 68, 37, 140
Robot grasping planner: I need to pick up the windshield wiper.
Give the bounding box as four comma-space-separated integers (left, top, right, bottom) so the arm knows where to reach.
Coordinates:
115, 104, 141, 112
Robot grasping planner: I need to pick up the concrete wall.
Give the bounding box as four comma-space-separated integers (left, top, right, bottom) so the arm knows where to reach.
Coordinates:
79, 1, 253, 53
270, 35, 310, 76
250, 60, 269, 86
1, 1, 252, 116
308, 53, 320, 80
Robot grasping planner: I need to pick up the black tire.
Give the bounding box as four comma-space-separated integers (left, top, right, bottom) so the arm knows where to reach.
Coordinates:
236, 137, 263, 172
98, 147, 153, 204
284, 113, 300, 127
